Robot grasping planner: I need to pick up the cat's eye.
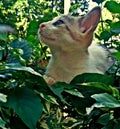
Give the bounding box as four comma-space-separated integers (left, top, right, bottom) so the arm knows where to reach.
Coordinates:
53, 20, 64, 26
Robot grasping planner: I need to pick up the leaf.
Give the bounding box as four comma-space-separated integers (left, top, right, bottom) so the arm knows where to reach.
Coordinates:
0, 93, 7, 103
0, 117, 6, 129
69, 4, 81, 12
0, 82, 5, 87
70, 96, 93, 114
114, 122, 120, 129
40, 93, 59, 105
0, 33, 8, 41
91, 93, 120, 108
27, 20, 39, 36
111, 21, 120, 30
112, 52, 120, 61
97, 113, 110, 125
70, 73, 114, 86
71, 82, 112, 99
105, 1, 120, 14
92, 0, 104, 4
6, 63, 42, 77
50, 86, 69, 105
8, 39, 32, 63
4, 87, 43, 129
111, 28, 120, 34
111, 22, 120, 34
100, 31, 111, 41
50, 83, 70, 105
64, 89, 84, 98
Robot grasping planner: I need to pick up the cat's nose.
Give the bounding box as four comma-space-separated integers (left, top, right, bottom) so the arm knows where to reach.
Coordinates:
40, 23, 46, 29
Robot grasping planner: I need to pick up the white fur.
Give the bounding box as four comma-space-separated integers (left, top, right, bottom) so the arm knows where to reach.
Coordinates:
45, 43, 111, 83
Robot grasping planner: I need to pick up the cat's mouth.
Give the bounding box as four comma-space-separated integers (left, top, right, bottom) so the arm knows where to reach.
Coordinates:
40, 32, 56, 41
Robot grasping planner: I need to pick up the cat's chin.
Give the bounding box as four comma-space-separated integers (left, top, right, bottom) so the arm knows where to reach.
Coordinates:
40, 34, 56, 42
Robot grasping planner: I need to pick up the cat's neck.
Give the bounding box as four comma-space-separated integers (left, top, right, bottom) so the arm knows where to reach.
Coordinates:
50, 46, 89, 68
46, 47, 90, 82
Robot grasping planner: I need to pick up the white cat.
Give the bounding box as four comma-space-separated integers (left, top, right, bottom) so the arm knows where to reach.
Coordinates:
38, 6, 112, 84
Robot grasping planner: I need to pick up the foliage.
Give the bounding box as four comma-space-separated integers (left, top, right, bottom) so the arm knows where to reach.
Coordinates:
0, 0, 120, 129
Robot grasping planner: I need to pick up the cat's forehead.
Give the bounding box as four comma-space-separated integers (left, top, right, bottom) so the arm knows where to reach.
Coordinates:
53, 15, 76, 23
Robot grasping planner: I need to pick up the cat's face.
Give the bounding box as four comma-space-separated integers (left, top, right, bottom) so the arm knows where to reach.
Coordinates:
38, 6, 101, 50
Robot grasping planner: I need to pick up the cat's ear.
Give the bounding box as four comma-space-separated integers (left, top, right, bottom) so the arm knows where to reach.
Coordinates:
78, 6, 101, 33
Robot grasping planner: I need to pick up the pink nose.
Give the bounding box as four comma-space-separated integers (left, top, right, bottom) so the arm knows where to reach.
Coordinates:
40, 23, 46, 29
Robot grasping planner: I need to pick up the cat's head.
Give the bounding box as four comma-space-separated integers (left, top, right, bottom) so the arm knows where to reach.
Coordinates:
38, 6, 101, 50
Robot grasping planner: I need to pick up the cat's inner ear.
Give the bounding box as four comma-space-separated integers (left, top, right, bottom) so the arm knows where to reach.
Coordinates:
78, 6, 101, 33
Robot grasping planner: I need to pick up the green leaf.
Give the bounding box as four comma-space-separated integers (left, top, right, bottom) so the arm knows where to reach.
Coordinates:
70, 96, 93, 114
0, 82, 5, 87
111, 21, 120, 29
0, 93, 7, 103
111, 28, 120, 34
27, 35, 37, 44
50, 86, 68, 104
6, 63, 42, 77
71, 82, 112, 99
0, 117, 7, 129
91, 93, 120, 108
4, 87, 43, 129
27, 20, 39, 36
111, 21, 120, 34
103, 120, 114, 129
70, 73, 114, 86
112, 52, 120, 61
110, 86, 120, 99
40, 93, 59, 105
0, 33, 8, 41
114, 122, 120, 129
97, 113, 110, 125
105, 1, 120, 13
8, 39, 32, 63
92, 0, 104, 4
64, 89, 84, 98
69, 4, 81, 12
100, 31, 111, 41
50, 83, 70, 105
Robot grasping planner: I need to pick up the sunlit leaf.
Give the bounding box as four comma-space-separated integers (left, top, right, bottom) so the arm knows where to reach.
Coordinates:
69, 4, 81, 12
91, 93, 120, 108
6, 63, 42, 76
105, 1, 120, 13
65, 89, 84, 98
112, 52, 120, 61
0, 93, 7, 103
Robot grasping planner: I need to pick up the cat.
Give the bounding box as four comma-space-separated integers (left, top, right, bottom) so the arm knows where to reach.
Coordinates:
38, 6, 113, 84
